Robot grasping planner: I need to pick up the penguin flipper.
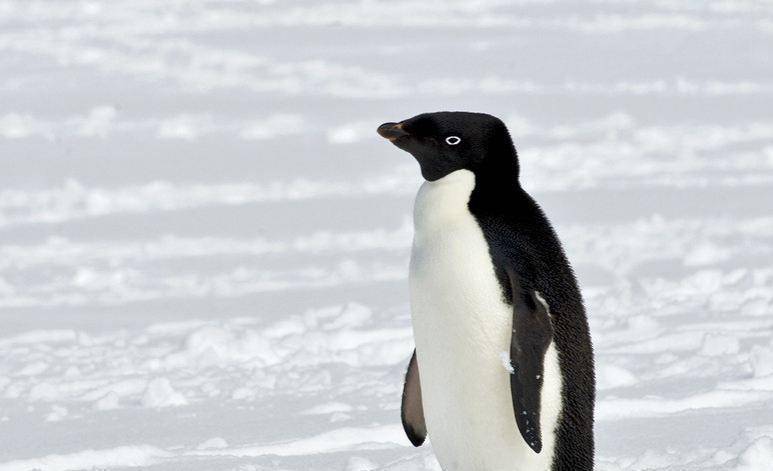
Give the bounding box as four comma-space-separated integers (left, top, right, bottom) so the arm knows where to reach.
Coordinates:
506, 268, 554, 454
401, 349, 427, 447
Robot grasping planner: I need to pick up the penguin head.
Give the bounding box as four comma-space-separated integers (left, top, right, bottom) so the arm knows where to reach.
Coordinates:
377, 111, 519, 183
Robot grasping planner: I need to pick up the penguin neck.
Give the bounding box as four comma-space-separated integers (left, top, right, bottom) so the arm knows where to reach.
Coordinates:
473, 130, 521, 191
413, 169, 477, 230
469, 158, 524, 217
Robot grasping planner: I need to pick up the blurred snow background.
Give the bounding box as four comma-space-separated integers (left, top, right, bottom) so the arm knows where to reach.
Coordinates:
1, 0, 773, 470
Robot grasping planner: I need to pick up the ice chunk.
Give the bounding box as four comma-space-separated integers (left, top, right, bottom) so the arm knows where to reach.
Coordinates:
736, 436, 773, 471
141, 378, 187, 408
700, 333, 740, 356
196, 437, 229, 450
94, 391, 121, 411
597, 364, 638, 390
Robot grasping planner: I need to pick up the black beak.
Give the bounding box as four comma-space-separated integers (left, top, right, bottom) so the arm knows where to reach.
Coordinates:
377, 122, 409, 140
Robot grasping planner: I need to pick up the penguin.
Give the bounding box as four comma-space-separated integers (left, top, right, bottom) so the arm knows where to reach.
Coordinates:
377, 112, 595, 471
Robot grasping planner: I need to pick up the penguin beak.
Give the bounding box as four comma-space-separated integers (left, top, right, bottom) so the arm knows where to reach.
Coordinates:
377, 122, 409, 141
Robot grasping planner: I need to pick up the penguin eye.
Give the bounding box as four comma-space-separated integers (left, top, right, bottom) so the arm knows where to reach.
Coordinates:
445, 136, 461, 145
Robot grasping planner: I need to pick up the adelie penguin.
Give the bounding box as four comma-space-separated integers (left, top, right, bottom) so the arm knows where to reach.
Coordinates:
377, 112, 595, 471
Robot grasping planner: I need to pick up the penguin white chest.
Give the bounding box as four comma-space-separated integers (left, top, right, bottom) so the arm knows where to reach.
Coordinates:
409, 169, 561, 471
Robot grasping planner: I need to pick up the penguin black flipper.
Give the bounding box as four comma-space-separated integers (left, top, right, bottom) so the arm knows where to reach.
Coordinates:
505, 267, 554, 454
401, 349, 427, 447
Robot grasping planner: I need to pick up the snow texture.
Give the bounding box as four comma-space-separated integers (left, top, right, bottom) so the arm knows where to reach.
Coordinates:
0, 0, 772, 470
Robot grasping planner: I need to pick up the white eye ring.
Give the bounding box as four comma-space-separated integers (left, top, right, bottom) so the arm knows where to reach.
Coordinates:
445, 136, 461, 145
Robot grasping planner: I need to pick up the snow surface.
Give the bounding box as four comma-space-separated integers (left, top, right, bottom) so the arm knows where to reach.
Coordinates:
1, 1, 772, 470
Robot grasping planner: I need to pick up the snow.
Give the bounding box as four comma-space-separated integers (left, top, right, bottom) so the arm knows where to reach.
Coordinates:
0, 0, 772, 470
736, 436, 773, 471
500, 351, 516, 374
196, 437, 229, 451
0, 446, 171, 471
141, 378, 188, 409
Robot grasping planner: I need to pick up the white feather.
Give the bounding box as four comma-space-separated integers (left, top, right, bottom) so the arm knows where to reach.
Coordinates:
409, 169, 562, 471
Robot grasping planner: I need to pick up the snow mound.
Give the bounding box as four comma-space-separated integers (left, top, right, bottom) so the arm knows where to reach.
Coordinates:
735, 436, 773, 471
141, 378, 188, 408
0, 445, 170, 471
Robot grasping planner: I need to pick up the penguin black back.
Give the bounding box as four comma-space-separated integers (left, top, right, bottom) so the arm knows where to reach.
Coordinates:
471, 186, 597, 471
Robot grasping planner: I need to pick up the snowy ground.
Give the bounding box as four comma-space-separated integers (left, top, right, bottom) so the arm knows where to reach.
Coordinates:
1, 1, 773, 470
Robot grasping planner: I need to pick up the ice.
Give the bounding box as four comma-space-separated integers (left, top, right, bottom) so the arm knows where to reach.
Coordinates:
187, 425, 405, 458
93, 391, 120, 411
700, 333, 741, 356
596, 365, 638, 390
735, 436, 773, 471
140, 378, 188, 408
196, 437, 229, 451
0, 446, 170, 471
44, 405, 68, 422
301, 402, 354, 415
1, 0, 772, 470
346, 456, 377, 471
